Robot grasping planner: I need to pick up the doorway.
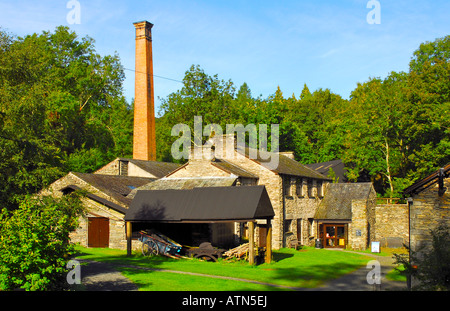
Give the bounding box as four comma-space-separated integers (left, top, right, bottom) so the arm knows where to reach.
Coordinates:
88, 217, 109, 248
322, 224, 346, 248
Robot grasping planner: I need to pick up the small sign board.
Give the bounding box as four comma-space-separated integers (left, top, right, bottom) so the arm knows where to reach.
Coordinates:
371, 241, 381, 253
355, 229, 362, 236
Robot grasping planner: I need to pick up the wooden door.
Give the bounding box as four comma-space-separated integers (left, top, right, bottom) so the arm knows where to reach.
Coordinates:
88, 217, 109, 248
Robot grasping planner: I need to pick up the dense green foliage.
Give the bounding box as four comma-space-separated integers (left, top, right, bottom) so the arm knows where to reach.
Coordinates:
0, 26, 132, 210
0, 26, 449, 205
0, 193, 84, 290
157, 36, 450, 197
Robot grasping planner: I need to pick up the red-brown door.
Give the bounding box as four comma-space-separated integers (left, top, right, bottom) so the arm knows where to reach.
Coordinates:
88, 217, 109, 248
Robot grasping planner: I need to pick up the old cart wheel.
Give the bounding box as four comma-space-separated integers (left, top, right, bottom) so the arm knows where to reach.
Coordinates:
142, 240, 159, 257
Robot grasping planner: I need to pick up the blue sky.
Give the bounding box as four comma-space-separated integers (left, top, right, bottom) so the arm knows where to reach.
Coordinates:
1, 0, 449, 112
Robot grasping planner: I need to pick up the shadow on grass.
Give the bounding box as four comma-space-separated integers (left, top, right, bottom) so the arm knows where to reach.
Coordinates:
270, 261, 363, 288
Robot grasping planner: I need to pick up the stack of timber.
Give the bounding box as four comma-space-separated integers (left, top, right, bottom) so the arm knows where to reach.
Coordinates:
223, 243, 250, 259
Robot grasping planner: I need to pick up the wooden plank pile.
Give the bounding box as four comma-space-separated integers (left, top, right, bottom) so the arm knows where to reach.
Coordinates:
223, 243, 250, 259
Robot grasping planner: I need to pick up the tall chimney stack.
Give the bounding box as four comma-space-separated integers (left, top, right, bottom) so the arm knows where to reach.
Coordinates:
133, 21, 156, 161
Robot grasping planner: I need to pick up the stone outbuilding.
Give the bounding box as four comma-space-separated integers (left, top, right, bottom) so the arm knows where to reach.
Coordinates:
314, 183, 376, 250
403, 163, 450, 256
44, 160, 180, 250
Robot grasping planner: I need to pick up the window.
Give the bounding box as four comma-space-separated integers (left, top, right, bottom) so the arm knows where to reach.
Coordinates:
317, 181, 323, 197
284, 219, 292, 233
307, 179, 314, 197
296, 178, 303, 196
284, 177, 292, 196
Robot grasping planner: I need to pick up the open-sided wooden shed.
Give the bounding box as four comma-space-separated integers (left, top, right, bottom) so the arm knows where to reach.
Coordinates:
124, 185, 275, 263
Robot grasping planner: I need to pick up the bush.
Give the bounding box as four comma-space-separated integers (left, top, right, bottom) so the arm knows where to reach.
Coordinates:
0, 193, 85, 291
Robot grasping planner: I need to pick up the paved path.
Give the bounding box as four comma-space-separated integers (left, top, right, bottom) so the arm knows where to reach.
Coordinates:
312, 252, 407, 291
74, 251, 407, 291
75, 259, 138, 291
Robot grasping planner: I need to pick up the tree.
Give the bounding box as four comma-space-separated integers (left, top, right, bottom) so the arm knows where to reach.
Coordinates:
157, 65, 237, 161
407, 35, 450, 179
0, 26, 131, 209
0, 192, 85, 291
344, 72, 413, 196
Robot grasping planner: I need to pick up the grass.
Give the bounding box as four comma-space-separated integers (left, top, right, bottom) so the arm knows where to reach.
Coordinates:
386, 265, 407, 282
74, 245, 373, 291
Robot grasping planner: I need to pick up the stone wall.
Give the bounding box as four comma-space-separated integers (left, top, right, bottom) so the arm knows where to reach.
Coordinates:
284, 177, 327, 246
375, 204, 409, 248
410, 177, 450, 257
348, 199, 369, 250
69, 197, 127, 250
95, 158, 120, 175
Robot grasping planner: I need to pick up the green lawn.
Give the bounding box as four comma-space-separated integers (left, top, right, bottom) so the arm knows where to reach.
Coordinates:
74, 245, 373, 291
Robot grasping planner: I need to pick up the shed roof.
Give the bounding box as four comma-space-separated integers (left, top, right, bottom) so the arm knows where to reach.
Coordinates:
315, 183, 374, 220
125, 185, 274, 223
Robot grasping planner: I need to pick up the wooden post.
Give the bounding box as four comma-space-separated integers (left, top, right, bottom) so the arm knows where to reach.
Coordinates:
248, 221, 255, 265
126, 221, 132, 256
266, 218, 272, 264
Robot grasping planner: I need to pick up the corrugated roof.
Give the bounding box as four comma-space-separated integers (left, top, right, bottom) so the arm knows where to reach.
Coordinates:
315, 183, 374, 220
126, 177, 237, 199
125, 185, 274, 222
118, 158, 181, 178
236, 146, 331, 180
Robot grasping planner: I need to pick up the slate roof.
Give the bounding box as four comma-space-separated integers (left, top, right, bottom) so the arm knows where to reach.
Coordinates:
236, 146, 331, 180
306, 159, 347, 183
126, 177, 237, 199
70, 172, 155, 207
315, 183, 374, 220
125, 185, 274, 222
118, 158, 181, 178
211, 158, 259, 178
61, 184, 128, 214
403, 163, 450, 196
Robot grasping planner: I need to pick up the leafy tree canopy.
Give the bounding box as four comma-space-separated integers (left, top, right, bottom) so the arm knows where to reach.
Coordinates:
0, 26, 132, 209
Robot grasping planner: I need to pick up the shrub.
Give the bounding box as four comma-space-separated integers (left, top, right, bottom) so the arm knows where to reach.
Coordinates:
0, 193, 84, 290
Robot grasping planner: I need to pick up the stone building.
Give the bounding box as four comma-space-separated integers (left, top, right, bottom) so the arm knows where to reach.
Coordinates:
162, 135, 332, 250
403, 163, 450, 257
314, 183, 376, 250
43, 19, 411, 254
43, 160, 180, 250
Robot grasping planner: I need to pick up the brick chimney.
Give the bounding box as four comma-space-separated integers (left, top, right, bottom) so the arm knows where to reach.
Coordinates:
133, 21, 156, 161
